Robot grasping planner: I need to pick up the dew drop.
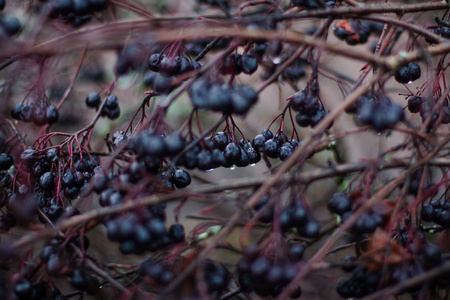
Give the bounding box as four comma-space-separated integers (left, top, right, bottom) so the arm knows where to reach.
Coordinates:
272, 57, 281, 64
230, 165, 236, 171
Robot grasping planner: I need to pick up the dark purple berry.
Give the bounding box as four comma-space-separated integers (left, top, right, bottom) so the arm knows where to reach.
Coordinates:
86, 93, 101, 108
0, 153, 13, 170
241, 53, 258, 74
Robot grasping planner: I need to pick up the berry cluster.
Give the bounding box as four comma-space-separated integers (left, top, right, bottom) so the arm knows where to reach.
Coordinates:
333, 20, 377, 45
328, 192, 388, 235
422, 199, 450, 228
197, 0, 229, 9
336, 264, 381, 298
219, 53, 258, 76
40, 234, 87, 275
174, 132, 260, 170
48, 0, 108, 28
185, 38, 231, 57
60, 154, 99, 200
4, 146, 100, 230
13, 278, 67, 300
147, 51, 201, 93
70, 269, 99, 294
148, 52, 201, 77
429, 26, 450, 40
252, 130, 300, 161
189, 78, 258, 115
291, 0, 335, 9
291, 84, 328, 128
255, 197, 321, 238
394, 62, 421, 84
356, 95, 404, 132
115, 42, 147, 76
85, 93, 121, 119
139, 259, 175, 286
101, 94, 121, 120
237, 244, 303, 298
11, 102, 59, 126
104, 210, 185, 255
282, 57, 307, 82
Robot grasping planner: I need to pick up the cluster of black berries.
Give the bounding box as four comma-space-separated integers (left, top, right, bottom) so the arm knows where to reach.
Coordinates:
40, 234, 88, 276
89, 139, 187, 254
428, 26, 450, 40
86, 93, 121, 120
394, 62, 421, 84
336, 264, 381, 298
422, 199, 450, 228
114, 42, 147, 76
118, 131, 193, 190
8, 147, 99, 227
255, 197, 321, 238
185, 38, 231, 57
13, 278, 68, 300
48, 0, 107, 28
148, 53, 201, 77
189, 79, 258, 115
291, 86, 328, 128
237, 245, 303, 298
282, 57, 306, 82
11, 102, 59, 126
197, 0, 229, 9
291, 0, 335, 9
250, 44, 307, 83
395, 224, 450, 292
174, 132, 261, 170
101, 94, 120, 119
104, 209, 185, 254
417, 96, 450, 126
252, 130, 300, 161
139, 259, 175, 286
202, 260, 231, 294
345, 92, 373, 114
356, 95, 404, 132
70, 269, 99, 294
126, 130, 182, 164
147, 52, 201, 93
0, 13, 20, 39
333, 20, 378, 45
389, 245, 446, 295
60, 155, 99, 200
219, 53, 258, 76
328, 192, 387, 235
426, 20, 450, 44
250, 41, 281, 61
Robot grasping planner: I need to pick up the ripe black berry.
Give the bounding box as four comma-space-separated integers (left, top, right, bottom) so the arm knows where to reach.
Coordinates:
86, 93, 101, 108
0, 153, 13, 170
